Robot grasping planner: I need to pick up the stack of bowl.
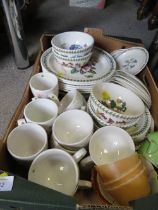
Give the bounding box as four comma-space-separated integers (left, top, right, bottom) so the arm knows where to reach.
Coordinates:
87, 82, 145, 131
51, 31, 94, 68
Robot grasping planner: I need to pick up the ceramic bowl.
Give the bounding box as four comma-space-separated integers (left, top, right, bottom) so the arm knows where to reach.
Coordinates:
89, 126, 135, 166
91, 82, 145, 121
87, 98, 139, 129
51, 31, 94, 55
53, 50, 92, 68
52, 109, 94, 150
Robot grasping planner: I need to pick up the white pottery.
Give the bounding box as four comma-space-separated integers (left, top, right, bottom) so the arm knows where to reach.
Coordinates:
7, 123, 48, 163
24, 98, 58, 132
52, 109, 94, 150
114, 47, 149, 75
28, 148, 92, 196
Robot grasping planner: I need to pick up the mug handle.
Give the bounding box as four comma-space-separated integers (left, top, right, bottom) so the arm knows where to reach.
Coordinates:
80, 156, 95, 170
48, 94, 59, 106
78, 180, 92, 189
17, 118, 27, 126
73, 148, 87, 163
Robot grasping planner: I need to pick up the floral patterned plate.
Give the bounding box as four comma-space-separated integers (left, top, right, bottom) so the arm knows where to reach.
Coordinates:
114, 47, 149, 75
41, 47, 116, 85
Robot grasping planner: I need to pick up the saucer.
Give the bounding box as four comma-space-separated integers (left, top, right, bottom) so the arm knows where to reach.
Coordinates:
41, 47, 116, 85
114, 47, 149, 75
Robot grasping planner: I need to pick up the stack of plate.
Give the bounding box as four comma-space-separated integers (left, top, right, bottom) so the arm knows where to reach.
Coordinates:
110, 70, 151, 108
111, 47, 149, 75
40, 46, 116, 94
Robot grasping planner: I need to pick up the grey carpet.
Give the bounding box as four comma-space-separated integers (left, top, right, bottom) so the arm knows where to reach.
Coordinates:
0, 0, 157, 140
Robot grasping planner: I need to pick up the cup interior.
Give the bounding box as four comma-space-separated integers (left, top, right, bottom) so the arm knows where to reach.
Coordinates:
92, 82, 145, 118
24, 99, 58, 123
7, 123, 47, 160
30, 73, 58, 91
89, 126, 135, 165
28, 149, 78, 195
53, 110, 93, 147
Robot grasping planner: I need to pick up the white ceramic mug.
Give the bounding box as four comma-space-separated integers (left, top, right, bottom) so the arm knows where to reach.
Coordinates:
29, 72, 59, 97
7, 122, 48, 164
52, 109, 94, 150
28, 148, 92, 196
58, 90, 87, 114
23, 98, 58, 132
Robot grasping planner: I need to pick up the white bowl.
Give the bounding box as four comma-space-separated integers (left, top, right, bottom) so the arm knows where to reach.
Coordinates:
51, 31, 94, 55
52, 109, 94, 150
91, 82, 145, 121
89, 126, 135, 165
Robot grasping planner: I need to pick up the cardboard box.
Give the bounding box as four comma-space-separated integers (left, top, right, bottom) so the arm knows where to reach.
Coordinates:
0, 28, 158, 209
69, 0, 106, 9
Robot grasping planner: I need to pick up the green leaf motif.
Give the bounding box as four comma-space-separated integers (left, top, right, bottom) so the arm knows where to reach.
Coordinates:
71, 68, 78, 74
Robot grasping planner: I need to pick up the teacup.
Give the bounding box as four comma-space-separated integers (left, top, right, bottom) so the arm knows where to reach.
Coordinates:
52, 109, 94, 150
23, 98, 58, 132
28, 148, 92, 196
58, 90, 86, 114
7, 122, 48, 164
138, 131, 158, 168
29, 72, 59, 97
29, 72, 59, 105
80, 126, 135, 168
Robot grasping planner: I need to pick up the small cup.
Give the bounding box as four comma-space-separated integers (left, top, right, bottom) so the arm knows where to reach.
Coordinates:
28, 148, 92, 196
29, 72, 59, 97
7, 122, 48, 164
138, 131, 158, 168
23, 98, 58, 132
52, 109, 94, 150
58, 90, 86, 114
29, 72, 59, 105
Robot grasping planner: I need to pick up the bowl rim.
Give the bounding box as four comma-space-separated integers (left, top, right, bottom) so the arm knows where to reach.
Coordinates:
90, 82, 145, 119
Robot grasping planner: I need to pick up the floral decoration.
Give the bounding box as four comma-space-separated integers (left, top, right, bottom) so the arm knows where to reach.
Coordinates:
99, 91, 127, 113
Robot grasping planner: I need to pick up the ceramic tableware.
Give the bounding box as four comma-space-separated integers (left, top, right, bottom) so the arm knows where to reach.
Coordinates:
23, 98, 58, 132
7, 122, 48, 164
52, 109, 94, 150
41, 47, 116, 93
80, 126, 135, 168
51, 31, 94, 56
28, 148, 92, 196
58, 90, 87, 114
114, 47, 149, 75
90, 82, 145, 124
29, 72, 59, 97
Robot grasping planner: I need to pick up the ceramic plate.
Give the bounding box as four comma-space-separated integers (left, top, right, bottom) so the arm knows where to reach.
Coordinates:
110, 49, 127, 59
126, 106, 151, 142
41, 47, 116, 85
115, 47, 149, 75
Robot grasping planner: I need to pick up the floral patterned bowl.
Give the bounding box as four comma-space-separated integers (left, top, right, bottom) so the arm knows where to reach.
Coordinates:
51, 31, 94, 55
90, 82, 145, 122
53, 50, 92, 68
